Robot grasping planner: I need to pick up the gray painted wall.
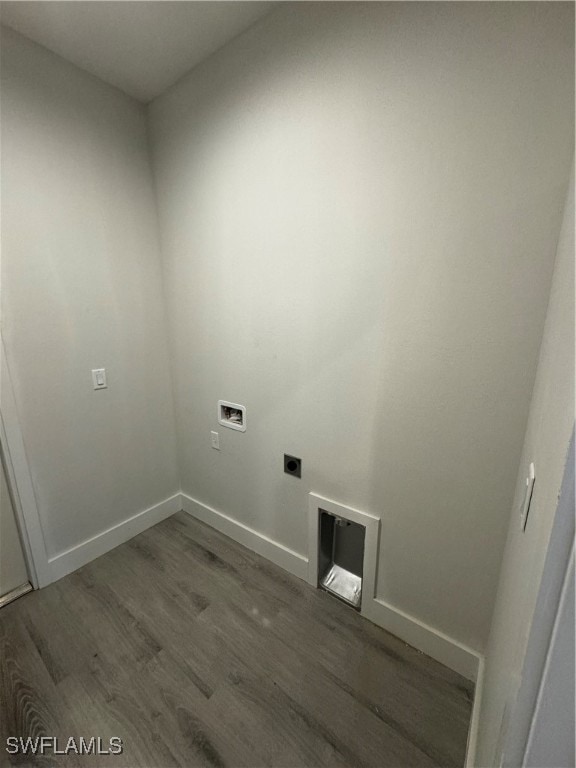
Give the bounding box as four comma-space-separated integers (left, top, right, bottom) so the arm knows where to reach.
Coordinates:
0, 444, 29, 595
476, 168, 575, 765
1, 28, 179, 558
1, 4, 573, 668
148, 3, 574, 652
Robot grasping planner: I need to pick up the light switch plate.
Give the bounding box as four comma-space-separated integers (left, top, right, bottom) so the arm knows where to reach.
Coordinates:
91, 368, 107, 390
210, 431, 220, 450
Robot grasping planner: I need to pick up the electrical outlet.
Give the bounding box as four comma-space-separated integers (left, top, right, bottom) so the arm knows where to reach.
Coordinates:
284, 454, 301, 478
210, 431, 220, 450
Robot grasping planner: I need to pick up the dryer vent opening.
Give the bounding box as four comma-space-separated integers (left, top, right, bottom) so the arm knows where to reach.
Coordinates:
318, 510, 365, 610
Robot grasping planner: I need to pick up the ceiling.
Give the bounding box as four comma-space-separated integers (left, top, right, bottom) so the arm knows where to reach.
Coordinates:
0, 1, 276, 102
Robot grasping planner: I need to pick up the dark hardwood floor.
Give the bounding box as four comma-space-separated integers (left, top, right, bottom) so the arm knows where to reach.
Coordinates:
0, 512, 473, 767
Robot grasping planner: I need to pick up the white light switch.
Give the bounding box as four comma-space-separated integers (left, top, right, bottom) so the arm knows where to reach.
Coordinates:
91, 368, 107, 390
210, 431, 220, 450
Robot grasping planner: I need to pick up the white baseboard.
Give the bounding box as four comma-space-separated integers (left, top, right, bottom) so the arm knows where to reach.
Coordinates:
181, 493, 309, 581
183, 491, 480, 683
364, 596, 481, 681
47, 492, 182, 583
307, 492, 481, 682
465, 656, 485, 767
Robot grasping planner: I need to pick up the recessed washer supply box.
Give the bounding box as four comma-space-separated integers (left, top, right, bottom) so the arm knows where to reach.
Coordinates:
318, 511, 366, 609
218, 400, 246, 432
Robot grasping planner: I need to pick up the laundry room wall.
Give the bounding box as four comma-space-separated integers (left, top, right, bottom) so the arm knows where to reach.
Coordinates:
1, 27, 179, 571
476, 168, 574, 766
148, 2, 574, 653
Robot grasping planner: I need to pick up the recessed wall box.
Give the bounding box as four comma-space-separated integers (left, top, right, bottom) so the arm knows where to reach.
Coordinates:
284, 454, 301, 478
218, 401, 246, 432
318, 510, 365, 610
307, 493, 380, 616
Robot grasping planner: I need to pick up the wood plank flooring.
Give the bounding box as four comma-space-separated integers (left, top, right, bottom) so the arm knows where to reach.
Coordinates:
0, 512, 474, 767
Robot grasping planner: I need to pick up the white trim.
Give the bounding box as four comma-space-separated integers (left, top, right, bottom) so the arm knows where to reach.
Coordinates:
366, 596, 481, 681
307, 492, 480, 682
501, 432, 575, 767
465, 657, 485, 767
0, 337, 50, 588
181, 493, 308, 580
522, 550, 574, 766
48, 493, 182, 583
183, 489, 480, 682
